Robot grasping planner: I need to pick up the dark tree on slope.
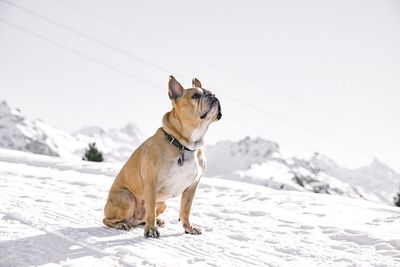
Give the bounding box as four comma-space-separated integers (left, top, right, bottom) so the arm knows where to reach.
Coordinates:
82, 142, 104, 162
394, 189, 400, 207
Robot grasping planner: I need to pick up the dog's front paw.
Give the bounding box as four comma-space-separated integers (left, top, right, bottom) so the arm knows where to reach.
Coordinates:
184, 225, 202, 235
144, 225, 160, 238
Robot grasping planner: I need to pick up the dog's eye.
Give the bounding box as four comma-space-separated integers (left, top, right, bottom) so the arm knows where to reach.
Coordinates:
192, 93, 202, 100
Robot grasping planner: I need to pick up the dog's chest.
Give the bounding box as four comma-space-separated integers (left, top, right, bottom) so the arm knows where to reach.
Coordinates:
157, 152, 201, 201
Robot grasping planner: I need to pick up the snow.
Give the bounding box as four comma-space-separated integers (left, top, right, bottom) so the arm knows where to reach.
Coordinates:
1, 148, 399, 266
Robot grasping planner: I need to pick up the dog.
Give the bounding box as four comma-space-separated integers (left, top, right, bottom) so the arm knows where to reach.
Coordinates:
103, 76, 221, 238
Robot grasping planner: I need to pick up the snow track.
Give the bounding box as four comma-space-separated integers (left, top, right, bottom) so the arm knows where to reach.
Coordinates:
0, 150, 399, 266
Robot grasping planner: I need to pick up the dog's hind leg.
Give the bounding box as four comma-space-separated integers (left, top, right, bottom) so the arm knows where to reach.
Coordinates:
103, 188, 137, 230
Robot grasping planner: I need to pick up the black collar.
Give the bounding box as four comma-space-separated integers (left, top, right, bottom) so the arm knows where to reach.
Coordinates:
161, 128, 195, 152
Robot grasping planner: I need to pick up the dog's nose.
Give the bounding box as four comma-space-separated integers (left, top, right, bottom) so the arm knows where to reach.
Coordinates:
203, 89, 215, 98
205, 94, 216, 103
204, 92, 215, 98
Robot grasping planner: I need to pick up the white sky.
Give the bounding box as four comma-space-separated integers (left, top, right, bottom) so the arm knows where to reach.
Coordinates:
0, 0, 399, 171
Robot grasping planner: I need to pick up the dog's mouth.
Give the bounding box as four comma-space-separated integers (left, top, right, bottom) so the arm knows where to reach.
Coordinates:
200, 98, 222, 120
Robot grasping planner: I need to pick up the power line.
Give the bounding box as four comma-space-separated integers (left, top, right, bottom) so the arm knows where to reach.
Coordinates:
55, 0, 191, 59
0, 17, 161, 89
0, 1, 377, 159
220, 94, 374, 157
0, 0, 184, 78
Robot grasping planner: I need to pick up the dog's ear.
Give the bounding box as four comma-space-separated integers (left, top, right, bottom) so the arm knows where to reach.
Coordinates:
192, 78, 202, 88
168, 76, 184, 100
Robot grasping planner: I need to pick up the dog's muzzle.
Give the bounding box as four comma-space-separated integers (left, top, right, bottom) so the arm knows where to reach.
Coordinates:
201, 94, 222, 120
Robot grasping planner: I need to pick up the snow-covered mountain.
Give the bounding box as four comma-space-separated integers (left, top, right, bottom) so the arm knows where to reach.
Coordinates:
0, 101, 142, 162
310, 154, 400, 204
0, 101, 84, 158
205, 137, 365, 200
1, 148, 399, 266
205, 137, 400, 204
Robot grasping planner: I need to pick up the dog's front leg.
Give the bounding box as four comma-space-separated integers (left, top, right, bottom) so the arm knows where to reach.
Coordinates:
179, 179, 202, 235
144, 177, 159, 238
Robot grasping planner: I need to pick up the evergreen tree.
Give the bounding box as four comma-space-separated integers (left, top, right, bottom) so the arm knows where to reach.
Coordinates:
394, 189, 400, 207
82, 142, 104, 162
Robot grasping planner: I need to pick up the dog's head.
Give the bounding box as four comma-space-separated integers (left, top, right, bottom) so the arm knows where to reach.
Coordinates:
168, 76, 222, 126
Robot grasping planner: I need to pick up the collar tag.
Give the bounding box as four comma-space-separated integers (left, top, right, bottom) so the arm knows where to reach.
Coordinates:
178, 148, 185, 166
161, 128, 194, 167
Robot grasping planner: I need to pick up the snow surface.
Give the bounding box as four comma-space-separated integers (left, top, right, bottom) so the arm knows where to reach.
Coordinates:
1, 149, 400, 267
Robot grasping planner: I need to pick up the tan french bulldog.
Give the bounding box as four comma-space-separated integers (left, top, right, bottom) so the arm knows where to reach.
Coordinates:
103, 76, 221, 238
